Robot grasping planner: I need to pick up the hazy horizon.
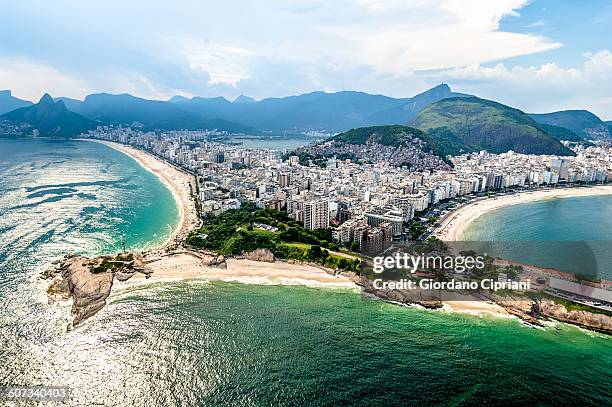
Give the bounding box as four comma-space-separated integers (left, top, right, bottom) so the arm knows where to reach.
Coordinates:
1, 1, 612, 118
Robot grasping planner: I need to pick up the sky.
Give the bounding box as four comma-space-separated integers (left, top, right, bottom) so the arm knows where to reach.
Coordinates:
1, 0, 611, 119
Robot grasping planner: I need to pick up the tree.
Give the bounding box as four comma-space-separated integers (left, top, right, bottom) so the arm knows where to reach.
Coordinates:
307, 245, 323, 261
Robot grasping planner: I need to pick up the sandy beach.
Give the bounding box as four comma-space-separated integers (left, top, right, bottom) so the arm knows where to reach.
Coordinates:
434, 185, 612, 241
81, 139, 573, 316
443, 300, 512, 318
84, 139, 360, 291
86, 139, 200, 251
115, 253, 358, 291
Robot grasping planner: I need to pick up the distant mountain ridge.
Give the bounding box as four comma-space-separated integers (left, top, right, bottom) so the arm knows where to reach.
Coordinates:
529, 110, 611, 140
0, 90, 33, 115
71, 93, 256, 133
1, 94, 96, 137
410, 97, 575, 156
169, 84, 470, 133
1, 86, 606, 153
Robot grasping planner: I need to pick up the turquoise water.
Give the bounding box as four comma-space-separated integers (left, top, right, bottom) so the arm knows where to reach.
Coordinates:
0, 139, 610, 406
462, 195, 612, 278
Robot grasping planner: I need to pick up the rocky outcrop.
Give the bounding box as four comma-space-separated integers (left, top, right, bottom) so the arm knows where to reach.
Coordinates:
534, 299, 612, 334
356, 276, 443, 309
44, 253, 152, 327
243, 248, 275, 263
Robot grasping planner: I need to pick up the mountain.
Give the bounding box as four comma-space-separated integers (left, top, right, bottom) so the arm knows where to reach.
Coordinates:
292, 125, 452, 170
74, 93, 201, 127
536, 123, 584, 142
529, 110, 610, 140
171, 84, 467, 133
364, 84, 471, 125
72, 93, 254, 133
54, 96, 83, 111
233, 95, 255, 103
167, 95, 190, 104
410, 97, 575, 156
1, 93, 96, 137
0, 90, 33, 115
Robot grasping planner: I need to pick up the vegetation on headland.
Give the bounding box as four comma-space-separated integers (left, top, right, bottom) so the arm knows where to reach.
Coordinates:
333, 125, 455, 164
526, 291, 612, 317
186, 203, 361, 272
90, 252, 135, 274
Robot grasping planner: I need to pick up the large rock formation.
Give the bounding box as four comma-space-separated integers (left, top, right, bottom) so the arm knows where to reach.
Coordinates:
45, 253, 152, 327
356, 276, 443, 309
534, 299, 612, 334
243, 248, 275, 263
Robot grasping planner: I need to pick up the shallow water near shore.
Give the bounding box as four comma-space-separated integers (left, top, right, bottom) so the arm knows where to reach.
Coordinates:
461, 195, 612, 278
1, 138, 611, 405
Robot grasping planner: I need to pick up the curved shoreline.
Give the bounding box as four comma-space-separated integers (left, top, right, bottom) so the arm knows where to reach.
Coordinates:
78, 139, 360, 292
83, 139, 199, 251
63, 140, 604, 325
433, 185, 612, 241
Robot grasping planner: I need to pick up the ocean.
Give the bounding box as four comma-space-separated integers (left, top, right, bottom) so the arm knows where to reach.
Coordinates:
461, 195, 612, 279
0, 138, 610, 406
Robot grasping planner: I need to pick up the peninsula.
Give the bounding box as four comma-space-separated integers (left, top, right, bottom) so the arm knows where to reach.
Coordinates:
43, 132, 612, 333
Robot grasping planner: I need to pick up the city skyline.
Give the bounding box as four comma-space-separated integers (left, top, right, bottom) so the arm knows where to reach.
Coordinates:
1, 1, 612, 118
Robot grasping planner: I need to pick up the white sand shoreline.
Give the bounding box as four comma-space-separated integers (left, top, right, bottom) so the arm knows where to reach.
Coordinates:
83, 139, 200, 251
433, 185, 612, 241
112, 255, 359, 295
80, 139, 361, 291
76, 138, 555, 318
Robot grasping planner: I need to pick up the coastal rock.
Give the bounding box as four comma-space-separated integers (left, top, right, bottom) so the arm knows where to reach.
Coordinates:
357, 276, 443, 309
243, 248, 275, 263
534, 299, 612, 334
66, 258, 114, 326
115, 270, 136, 282
215, 255, 227, 269
46, 253, 151, 327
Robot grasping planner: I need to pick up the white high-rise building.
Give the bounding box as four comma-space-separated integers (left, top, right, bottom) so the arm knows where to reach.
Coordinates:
303, 199, 330, 230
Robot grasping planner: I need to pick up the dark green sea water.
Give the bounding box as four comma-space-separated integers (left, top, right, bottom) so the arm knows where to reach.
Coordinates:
0, 138, 610, 406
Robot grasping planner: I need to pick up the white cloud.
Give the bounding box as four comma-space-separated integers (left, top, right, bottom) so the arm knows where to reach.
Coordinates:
435, 50, 612, 118
180, 40, 255, 85
0, 57, 92, 101
4, 0, 608, 117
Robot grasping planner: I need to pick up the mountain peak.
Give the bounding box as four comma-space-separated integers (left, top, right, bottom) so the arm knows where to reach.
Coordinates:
420, 83, 451, 97
168, 95, 190, 104
233, 95, 255, 103
39, 93, 55, 105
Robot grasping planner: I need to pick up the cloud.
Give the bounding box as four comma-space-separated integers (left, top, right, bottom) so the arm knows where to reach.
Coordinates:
0, 57, 93, 101
525, 19, 546, 28
0, 0, 562, 102
434, 50, 612, 118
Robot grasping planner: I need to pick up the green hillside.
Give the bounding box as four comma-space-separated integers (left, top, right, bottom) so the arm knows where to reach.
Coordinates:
529, 110, 606, 138
332, 125, 463, 159
536, 123, 584, 142
1, 94, 96, 137
410, 97, 575, 156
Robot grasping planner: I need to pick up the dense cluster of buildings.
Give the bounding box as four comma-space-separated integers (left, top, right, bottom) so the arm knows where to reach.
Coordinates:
87, 126, 612, 249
